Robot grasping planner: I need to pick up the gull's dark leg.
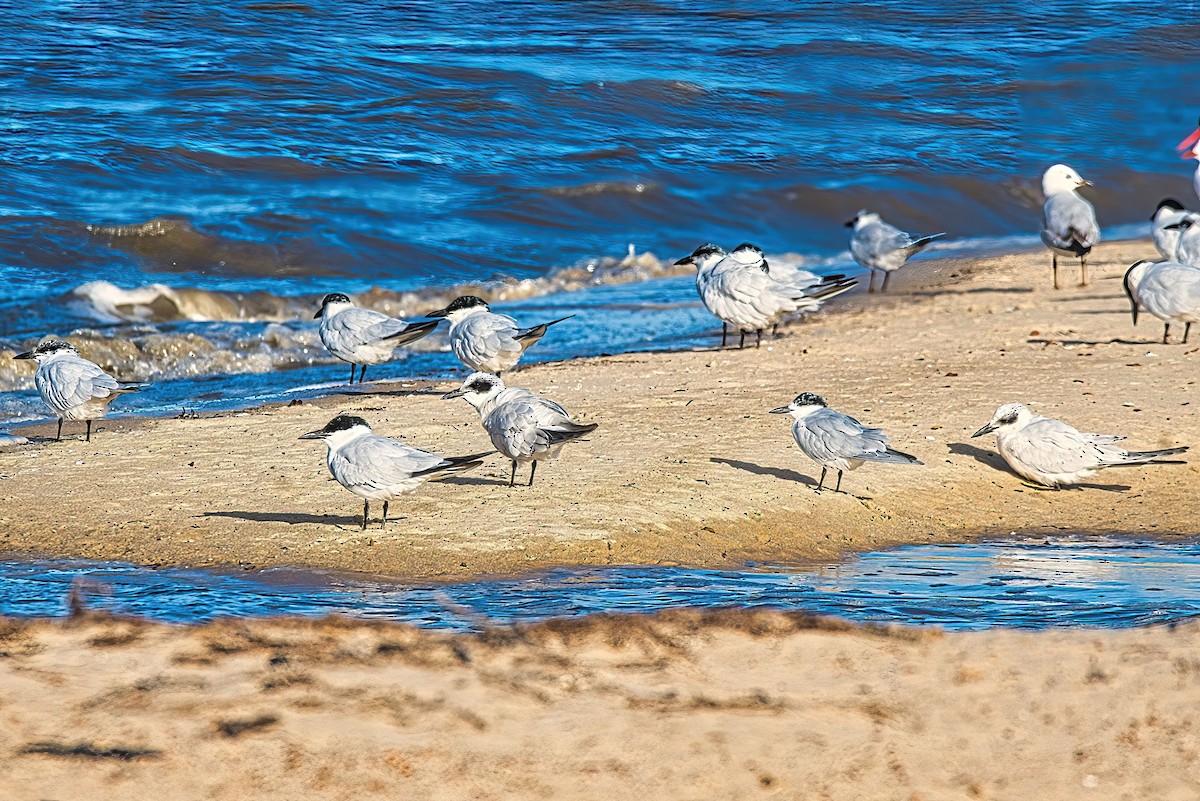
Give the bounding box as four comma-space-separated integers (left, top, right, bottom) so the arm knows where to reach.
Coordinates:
868, 269, 876, 294
882, 271, 893, 293
359, 365, 367, 384
816, 466, 827, 492
772, 323, 779, 337
509, 461, 517, 488
528, 461, 537, 487
1052, 254, 1059, 290
349, 363, 356, 385
1079, 256, 1088, 287
1164, 324, 1171, 345
85, 420, 92, 442
381, 500, 388, 528
56, 419, 63, 442
721, 324, 728, 348
835, 470, 843, 493
1184, 322, 1192, 344
755, 329, 762, 349
361, 500, 369, 531
739, 331, 746, 349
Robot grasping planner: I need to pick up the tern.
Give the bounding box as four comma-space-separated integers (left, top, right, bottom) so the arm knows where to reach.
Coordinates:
1039, 164, 1100, 289
1164, 216, 1200, 266
425, 296, 573, 374
14, 339, 145, 442
1150, 199, 1192, 261
770, 392, 922, 492
1123, 258, 1200, 344
675, 243, 856, 348
299, 414, 491, 529
972, 403, 1187, 488
443, 372, 597, 487
846, 211, 944, 293
315, 293, 439, 385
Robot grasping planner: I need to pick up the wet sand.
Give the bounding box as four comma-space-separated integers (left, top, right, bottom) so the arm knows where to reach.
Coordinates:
1, 610, 1197, 800
1, 239, 1196, 579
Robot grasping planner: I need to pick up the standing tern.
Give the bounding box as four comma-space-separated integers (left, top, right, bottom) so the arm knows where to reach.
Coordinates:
846, 211, 944, 293
972, 403, 1187, 489
1123, 258, 1200, 344
425, 296, 574, 374
443, 372, 597, 487
1039, 164, 1100, 289
769, 392, 922, 492
315, 293, 439, 385
299, 414, 491, 529
13, 339, 145, 442
676, 243, 856, 348
1150, 199, 1192, 261
1164, 216, 1200, 266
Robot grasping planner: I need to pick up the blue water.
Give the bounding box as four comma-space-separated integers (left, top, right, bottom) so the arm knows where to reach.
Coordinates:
3, 537, 1197, 631
1, 2, 1196, 422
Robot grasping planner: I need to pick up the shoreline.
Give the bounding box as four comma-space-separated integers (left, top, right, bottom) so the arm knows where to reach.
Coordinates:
1, 238, 1196, 580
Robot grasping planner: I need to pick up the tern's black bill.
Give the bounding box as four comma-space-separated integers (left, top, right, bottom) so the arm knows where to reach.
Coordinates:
298, 430, 326, 440
424, 307, 450, 319
13, 351, 34, 360
971, 423, 996, 438
441, 388, 467, 400
769, 406, 791, 414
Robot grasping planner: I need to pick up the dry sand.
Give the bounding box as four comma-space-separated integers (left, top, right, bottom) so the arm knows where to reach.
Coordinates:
1, 239, 1198, 579
1, 610, 1197, 800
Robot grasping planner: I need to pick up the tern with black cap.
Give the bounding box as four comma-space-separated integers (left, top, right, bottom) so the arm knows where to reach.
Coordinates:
424, 295, 574, 374
315, 293, 438, 385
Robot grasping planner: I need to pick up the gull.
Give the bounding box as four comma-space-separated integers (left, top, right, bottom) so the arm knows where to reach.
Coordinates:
424, 296, 573, 374
299, 414, 491, 529
676, 243, 856, 348
1176, 116, 1200, 202
972, 403, 1187, 489
1150, 198, 1192, 261
769, 392, 922, 492
13, 339, 145, 442
1122, 258, 1200, 344
315, 293, 439, 385
1040, 164, 1100, 289
443, 372, 597, 487
846, 211, 944, 293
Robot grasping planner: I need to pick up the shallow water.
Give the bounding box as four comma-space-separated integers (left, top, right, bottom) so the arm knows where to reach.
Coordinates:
3, 536, 1197, 632
1, 2, 1194, 421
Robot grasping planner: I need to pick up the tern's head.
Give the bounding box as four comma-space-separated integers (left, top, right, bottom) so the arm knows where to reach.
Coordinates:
770, 392, 827, 416
1162, 217, 1196, 233
299, 414, 372, 448
844, 209, 879, 229
1151, 198, 1187, 222
674, 243, 727, 271
1177, 117, 1200, 161
315, 292, 354, 319
1041, 164, 1091, 196
13, 339, 78, 363
1123, 259, 1157, 326
441, 372, 505, 408
972, 402, 1031, 438
426, 295, 489, 323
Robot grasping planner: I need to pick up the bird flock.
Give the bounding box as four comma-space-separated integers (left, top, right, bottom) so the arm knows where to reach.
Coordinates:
11, 133, 1200, 528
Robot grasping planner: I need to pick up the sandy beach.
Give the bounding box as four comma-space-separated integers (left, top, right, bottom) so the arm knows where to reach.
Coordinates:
1, 239, 1197, 579
1, 610, 1197, 800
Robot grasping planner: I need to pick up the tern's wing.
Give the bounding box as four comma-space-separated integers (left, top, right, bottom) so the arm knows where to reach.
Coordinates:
338, 434, 449, 488
1010, 418, 1122, 473
767, 261, 822, 289
487, 392, 586, 458
1142, 263, 1200, 315
455, 313, 521, 364
799, 408, 920, 464
39, 357, 121, 410
327, 307, 408, 347
1042, 194, 1100, 252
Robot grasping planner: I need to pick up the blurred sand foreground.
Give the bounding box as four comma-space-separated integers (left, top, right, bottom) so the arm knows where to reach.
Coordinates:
0, 610, 1197, 800
1, 239, 1197, 579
